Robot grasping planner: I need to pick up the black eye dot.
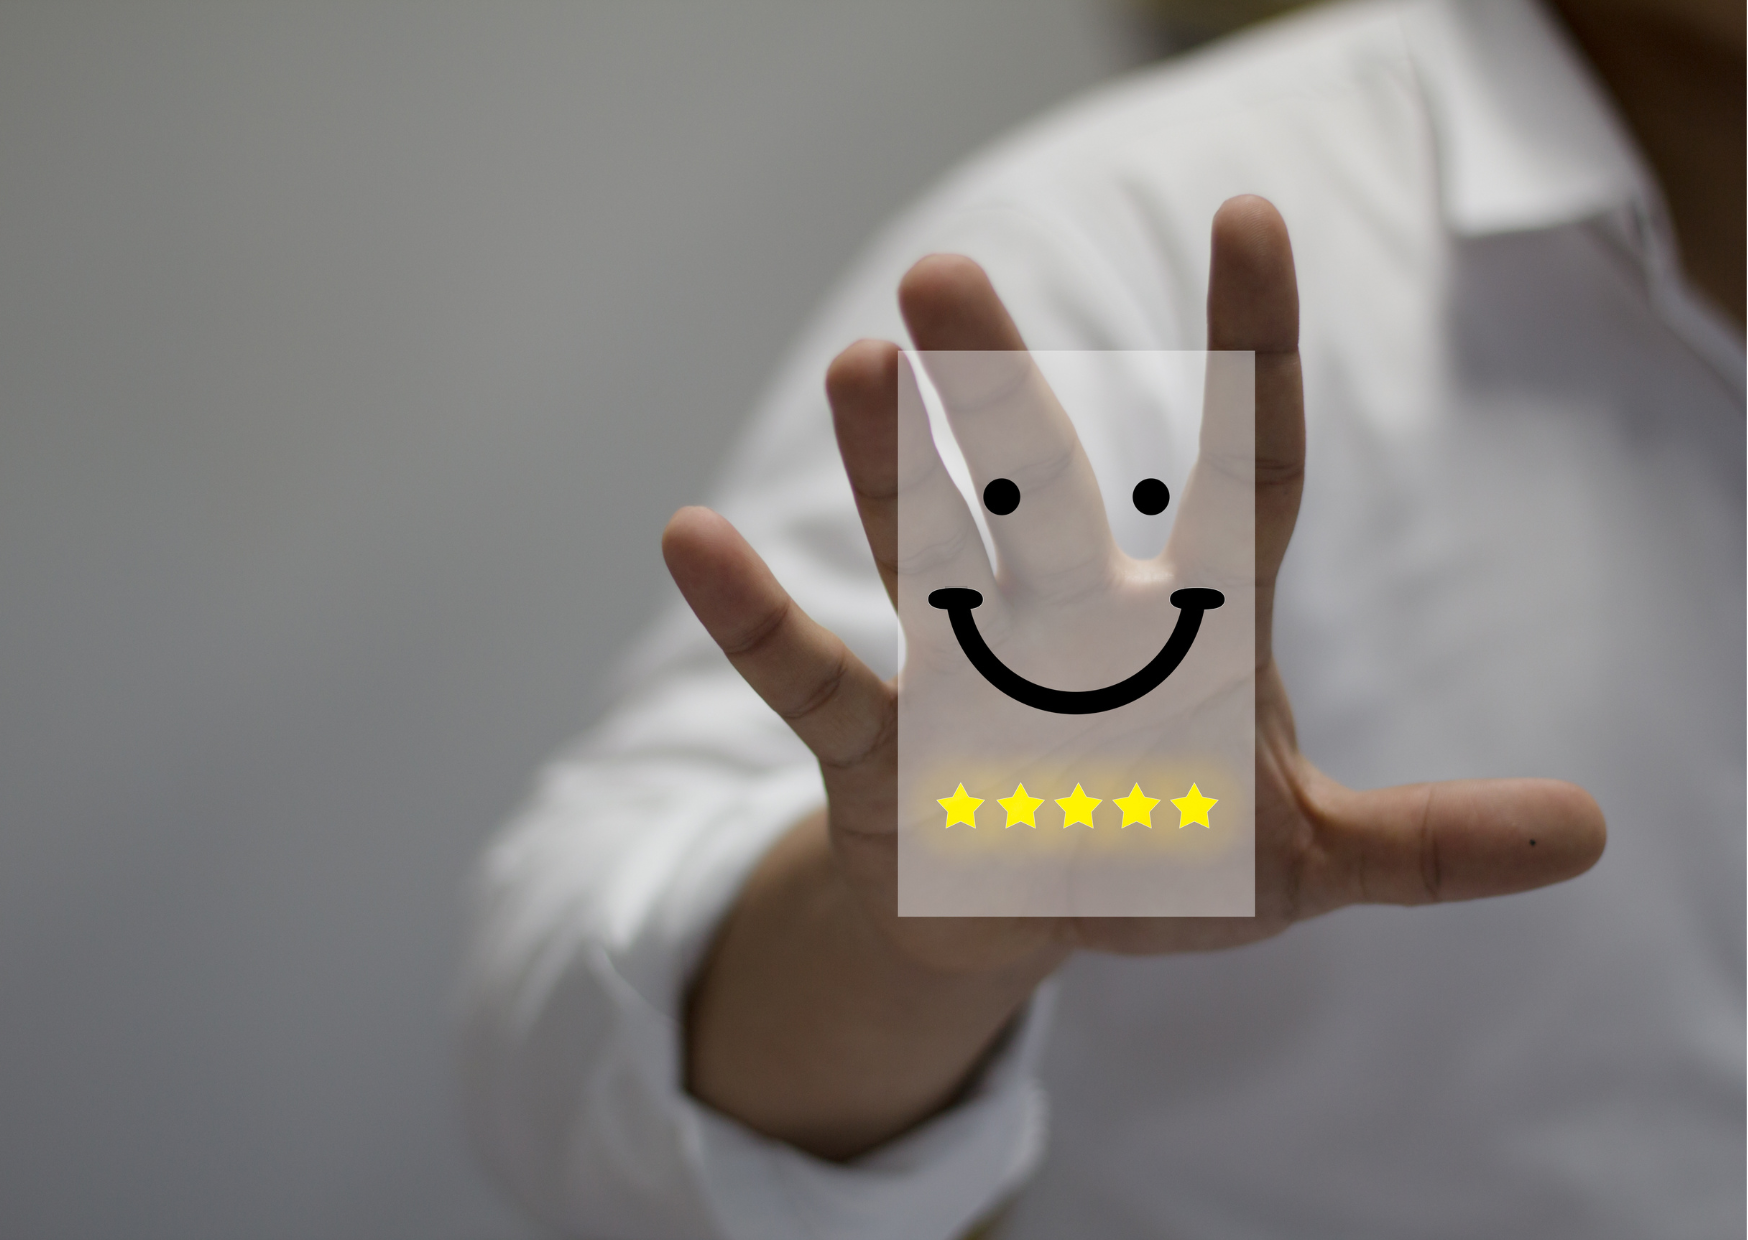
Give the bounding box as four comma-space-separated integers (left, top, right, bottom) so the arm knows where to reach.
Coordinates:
1132, 478, 1170, 515
983, 478, 1020, 515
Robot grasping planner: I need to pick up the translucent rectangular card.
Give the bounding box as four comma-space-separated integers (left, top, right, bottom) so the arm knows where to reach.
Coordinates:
896, 350, 1255, 917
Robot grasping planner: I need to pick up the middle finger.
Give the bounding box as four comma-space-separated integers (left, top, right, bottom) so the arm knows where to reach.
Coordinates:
898, 256, 1116, 597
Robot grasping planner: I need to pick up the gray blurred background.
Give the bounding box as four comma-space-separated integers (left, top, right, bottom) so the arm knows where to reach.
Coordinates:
0, 3, 1158, 1236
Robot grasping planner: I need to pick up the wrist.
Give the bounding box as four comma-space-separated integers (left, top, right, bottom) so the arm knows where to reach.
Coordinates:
686, 804, 1062, 1158
819, 804, 1072, 986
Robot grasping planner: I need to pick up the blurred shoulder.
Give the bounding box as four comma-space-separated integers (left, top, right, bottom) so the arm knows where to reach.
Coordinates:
851, 0, 1439, 351
959, 0, 1425, 186
718, 0, 1442, 493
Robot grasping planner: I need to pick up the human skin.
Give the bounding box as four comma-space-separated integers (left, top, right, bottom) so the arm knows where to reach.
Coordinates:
664, 198, 1606, 1161
665, 0, 1738, 1166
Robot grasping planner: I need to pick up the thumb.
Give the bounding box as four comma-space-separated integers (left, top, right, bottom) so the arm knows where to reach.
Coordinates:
1304, 774, 1606, 909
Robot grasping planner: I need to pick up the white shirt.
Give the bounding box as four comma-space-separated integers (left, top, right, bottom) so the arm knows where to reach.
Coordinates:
460, 1, 1745, 1236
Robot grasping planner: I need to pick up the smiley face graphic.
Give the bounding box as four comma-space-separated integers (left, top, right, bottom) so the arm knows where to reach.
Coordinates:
894, 346, 1256, 919
927, 475, 1225, 714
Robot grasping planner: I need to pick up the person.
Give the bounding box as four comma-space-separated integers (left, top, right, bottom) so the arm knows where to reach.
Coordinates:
461, 0, 1744, 1235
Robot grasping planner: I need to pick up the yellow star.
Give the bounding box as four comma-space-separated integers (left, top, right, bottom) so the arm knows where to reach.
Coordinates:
997, 783, 1045, 828
1054, 783, 1102, 828
1171, 783, 1218, 828
937, 783, 983, 828
1112, 783, 1160, 828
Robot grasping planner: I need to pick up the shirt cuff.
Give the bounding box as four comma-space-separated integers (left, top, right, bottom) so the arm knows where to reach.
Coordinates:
592, 764, 1058, 1240
686, 980, 1056, 1240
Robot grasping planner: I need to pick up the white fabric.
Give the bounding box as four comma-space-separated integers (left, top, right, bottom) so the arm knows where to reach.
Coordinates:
460, 0, 1745, 1235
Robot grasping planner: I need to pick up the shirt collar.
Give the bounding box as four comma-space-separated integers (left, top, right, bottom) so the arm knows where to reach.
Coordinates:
1403, 0, 1744, 395
1402, 0, 1656, 237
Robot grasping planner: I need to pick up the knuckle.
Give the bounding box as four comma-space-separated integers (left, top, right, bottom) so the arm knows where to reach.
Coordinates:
819, 693, 896, 772
777, 645, 850, 727
1417, 784, 1443, 902
720, 596, 792, 659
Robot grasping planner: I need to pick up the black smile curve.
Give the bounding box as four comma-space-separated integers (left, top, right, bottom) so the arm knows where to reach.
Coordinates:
926, 586, 1225, 715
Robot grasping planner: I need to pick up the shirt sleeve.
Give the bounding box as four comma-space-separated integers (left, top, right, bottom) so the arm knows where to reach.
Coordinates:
458, 181, 1187, 1239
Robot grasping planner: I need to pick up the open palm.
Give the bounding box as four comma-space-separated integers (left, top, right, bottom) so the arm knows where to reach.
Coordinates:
663, 196, 1605, 979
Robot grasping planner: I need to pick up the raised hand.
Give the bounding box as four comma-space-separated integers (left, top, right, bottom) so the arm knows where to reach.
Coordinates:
662, 196, 1605, 1158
